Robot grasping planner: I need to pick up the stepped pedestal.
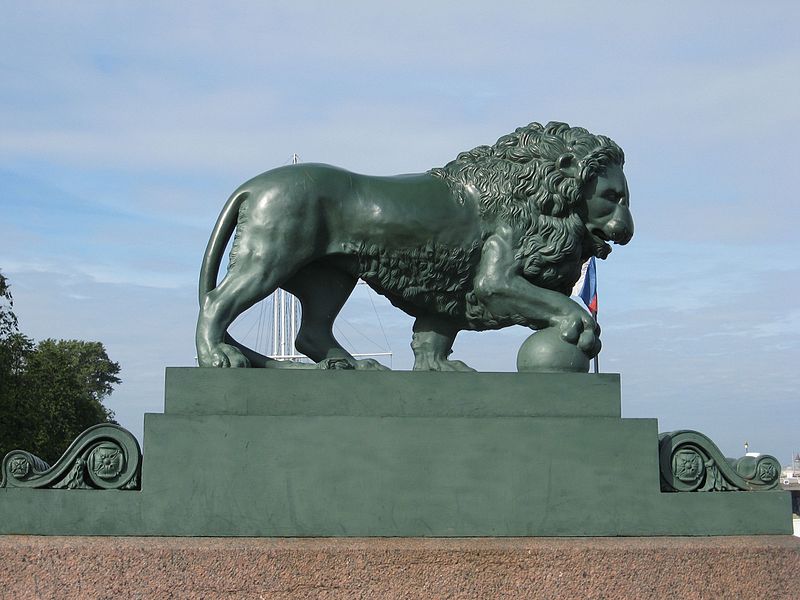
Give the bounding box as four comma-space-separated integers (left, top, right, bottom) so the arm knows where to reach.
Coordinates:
0, 369, 791, 536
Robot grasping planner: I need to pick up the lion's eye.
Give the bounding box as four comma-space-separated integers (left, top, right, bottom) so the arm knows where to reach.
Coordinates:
602, 190, 620, 202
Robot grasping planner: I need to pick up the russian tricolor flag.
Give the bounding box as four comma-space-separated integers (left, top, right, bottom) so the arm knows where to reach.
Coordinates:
572, 257, 597, 315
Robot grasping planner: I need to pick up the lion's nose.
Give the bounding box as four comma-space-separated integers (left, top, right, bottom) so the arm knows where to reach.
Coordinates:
611, 224, 633, 245
609, 208, 634, 245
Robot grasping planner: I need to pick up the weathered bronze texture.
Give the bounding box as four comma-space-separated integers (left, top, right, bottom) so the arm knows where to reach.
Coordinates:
0, 424, 141, 490
659, 430, 781, 492
0, 370, 791, 537
195, 121, 633, 372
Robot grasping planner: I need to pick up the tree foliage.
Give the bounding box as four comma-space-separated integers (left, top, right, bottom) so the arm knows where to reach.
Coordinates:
0, 272, 121, 464
0, 271, 19, 339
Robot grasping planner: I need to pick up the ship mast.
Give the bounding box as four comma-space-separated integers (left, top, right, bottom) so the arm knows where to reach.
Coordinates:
269, 153, 304, 361
263, 153, 391, 365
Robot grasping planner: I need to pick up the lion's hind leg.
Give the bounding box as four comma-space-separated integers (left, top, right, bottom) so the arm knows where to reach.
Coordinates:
285, 264, 389, 371
196, 251, 300, 368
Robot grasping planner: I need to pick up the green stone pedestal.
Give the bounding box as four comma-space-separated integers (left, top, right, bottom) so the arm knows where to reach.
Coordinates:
0, 369, 791, 536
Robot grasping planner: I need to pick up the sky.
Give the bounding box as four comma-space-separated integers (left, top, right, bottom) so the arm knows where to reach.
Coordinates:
1, 2, 798, 464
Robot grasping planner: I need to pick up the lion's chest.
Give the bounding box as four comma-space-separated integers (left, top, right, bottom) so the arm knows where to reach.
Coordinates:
535, 260, 583, 296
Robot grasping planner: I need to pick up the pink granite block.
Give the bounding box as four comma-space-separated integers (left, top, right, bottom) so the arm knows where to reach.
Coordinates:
1, 536, 798, 599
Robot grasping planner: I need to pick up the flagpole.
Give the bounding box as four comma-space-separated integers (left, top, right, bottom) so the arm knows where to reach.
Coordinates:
592, 257, 599, 374
592, 308, 599, 374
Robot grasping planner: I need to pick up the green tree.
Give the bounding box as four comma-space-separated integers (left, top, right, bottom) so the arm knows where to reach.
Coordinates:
0, 271, 32, 455
19, 340, 121, 462
0, 271, 18, 339
0, 272, 121, 464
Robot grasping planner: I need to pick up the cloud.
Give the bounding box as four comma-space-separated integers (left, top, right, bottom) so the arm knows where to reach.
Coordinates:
1, 1, 798, 464
573, 231, 800, 460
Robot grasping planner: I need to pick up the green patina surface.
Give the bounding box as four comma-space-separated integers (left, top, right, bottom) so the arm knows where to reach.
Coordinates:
164, 369, 622, 417
0, 369, 791, 536
195, 122, 634, 374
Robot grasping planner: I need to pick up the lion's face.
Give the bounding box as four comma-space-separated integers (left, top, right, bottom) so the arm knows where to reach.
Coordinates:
581, 163, 634, 258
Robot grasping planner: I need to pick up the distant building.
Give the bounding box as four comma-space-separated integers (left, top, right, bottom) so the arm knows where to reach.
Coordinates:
780, 453, 800, 516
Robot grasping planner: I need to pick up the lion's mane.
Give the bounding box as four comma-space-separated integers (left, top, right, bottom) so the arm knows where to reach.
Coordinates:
430, 121, 624, 294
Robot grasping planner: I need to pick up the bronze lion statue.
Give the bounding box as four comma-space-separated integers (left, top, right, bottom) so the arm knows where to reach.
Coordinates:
196, 121, 633, 371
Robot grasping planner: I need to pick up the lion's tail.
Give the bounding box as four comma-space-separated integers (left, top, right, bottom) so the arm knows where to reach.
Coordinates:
198, 190, 249, 303
198, 190, 271, 368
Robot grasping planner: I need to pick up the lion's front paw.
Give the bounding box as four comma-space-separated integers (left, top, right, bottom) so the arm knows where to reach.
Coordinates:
554, 310, 601, 358
317, 358, 356, 370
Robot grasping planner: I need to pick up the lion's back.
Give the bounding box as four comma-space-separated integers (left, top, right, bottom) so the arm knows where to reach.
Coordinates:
236, 163, 355, 199
238, 163, 481, 250
231, 163, 486, 321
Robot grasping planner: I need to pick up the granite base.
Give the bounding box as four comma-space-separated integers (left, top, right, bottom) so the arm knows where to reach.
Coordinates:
1, 535, 798, 599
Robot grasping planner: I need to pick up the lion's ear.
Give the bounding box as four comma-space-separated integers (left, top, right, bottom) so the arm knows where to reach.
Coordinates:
556, 153, 577, 178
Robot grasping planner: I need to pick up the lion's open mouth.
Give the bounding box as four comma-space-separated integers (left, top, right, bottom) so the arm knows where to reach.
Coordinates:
589, 229, 612, 259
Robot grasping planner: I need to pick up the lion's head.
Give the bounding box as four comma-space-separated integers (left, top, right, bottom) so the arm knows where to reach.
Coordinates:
431, 121, 632, 294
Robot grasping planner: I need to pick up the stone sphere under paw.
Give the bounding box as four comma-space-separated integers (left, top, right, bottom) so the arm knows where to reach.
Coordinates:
516, 328, 591, 373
